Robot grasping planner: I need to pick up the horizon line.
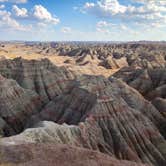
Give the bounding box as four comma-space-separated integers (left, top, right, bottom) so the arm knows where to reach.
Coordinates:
0, 40, 166, 43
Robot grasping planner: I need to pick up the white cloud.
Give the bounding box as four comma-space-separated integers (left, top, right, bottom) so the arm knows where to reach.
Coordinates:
120, 24, 128, 30
0, 4, 60, 34
0, 0, 27, 3
133, 0, 166, 5
84, 0, 127, 16
84, 2, 95, 8
83, 0, 166, 27
97, 20, 109, 27
12, 5, 28, 17
33, 5, 60, 25
0, 9, 29, 31
61, 27, 71, 34
96, 20, 115, 33
37, 22, 47, 28
0, 4, 5, 9
96, 20, 128, 34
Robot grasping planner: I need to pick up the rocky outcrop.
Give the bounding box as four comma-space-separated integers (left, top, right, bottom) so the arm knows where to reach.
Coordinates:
99, 57, 128, 69
17, 75, 166, 166
0, 58, 74, 103
0, 74, 42, 137
0, 121, 82, 146
113, 68, 166, 97
113, 67, 166, 140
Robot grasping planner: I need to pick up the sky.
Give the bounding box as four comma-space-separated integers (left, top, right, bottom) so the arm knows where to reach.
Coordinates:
0, 0, 166, 41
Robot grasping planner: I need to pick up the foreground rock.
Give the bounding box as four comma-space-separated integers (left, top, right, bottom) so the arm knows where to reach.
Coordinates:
0, 121, 81, 146
0, 58, 165, 166
1, 75, 165, 166
0, 143, 150, 166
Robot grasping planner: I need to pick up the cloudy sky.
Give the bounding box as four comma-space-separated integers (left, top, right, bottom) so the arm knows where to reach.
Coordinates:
0, 0, 166, 41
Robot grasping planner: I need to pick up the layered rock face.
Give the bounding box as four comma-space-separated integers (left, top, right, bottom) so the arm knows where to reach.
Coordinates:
0, 58, 74, 103
113, 68, 166, 98
0, 58, 75, 137
113, 67, 166, 119
0, 51, 165, 166
1, 73, 165, 166
0, 74, 42, 137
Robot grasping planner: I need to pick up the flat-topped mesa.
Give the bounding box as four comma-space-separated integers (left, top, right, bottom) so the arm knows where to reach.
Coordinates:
0, 57, 75, 103
26, 75, 166, 166
0, 74, 42, 137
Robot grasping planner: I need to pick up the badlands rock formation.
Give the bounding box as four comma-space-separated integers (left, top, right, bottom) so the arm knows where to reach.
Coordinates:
0, 58, 74, 103
1, 42, 165, 77
0, 42, 166, 166
113, 68, 166, 98
0, 74, 42, 136
29, 42, 166, 69
0, 68, 166, 165
113, 67, 166, 119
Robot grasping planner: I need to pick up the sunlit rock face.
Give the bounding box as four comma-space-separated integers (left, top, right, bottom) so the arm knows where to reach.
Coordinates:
34, 42, 166, 69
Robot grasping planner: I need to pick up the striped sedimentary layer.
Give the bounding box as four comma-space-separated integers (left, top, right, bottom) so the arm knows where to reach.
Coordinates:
0, 58, 165, 166
0, 57, 74, 103
113, 68, 166, 99
0, 74, 42, 136
1, 75, 165, 166
113, 67, 166, 118
0, 58, 76, 137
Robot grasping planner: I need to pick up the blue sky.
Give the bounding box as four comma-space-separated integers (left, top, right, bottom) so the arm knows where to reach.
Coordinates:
0, 0, 166, 41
